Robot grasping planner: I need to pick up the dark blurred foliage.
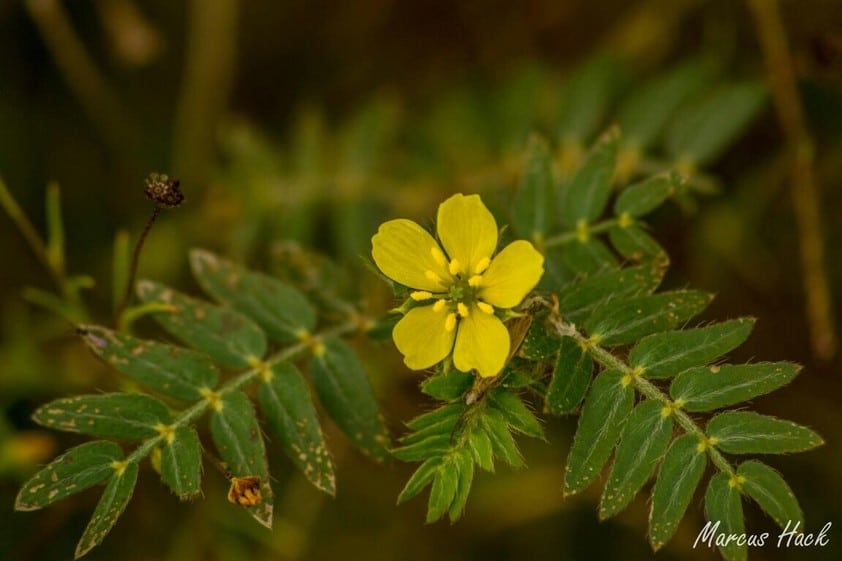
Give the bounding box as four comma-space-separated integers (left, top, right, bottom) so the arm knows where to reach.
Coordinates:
1, 1, 842, 560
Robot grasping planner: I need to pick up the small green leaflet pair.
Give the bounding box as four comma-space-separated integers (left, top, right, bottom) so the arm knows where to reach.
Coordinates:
15, 249, 389, 559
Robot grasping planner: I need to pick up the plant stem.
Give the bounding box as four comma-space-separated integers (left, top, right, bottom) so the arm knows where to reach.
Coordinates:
545, 310, 735, 477
125, 321, 360, 465
542, 218, 618, 249
116, 206, 160, 325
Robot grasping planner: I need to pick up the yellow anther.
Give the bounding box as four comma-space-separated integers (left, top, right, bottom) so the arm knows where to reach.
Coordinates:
445, 313, 457, 332
477, 301, 494, 315
448, 259, 462, 276
474, 257, 491, 275
468, 275, 483, 287
457, 303, 469, 318
410, 291, 433, 301
425, 270, 444, 284
433, 299, 446, 313
430, 246, 448, 267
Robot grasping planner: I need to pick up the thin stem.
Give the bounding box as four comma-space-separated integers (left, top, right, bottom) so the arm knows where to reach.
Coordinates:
543, 218, 619, 249
126, 320, 360, 466
116, 206, 160, 325
746, 0, 836, 360
545, 310, 735, 477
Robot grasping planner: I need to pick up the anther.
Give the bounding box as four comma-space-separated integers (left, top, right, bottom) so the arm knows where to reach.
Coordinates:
457, 303, 469, 317
433, 299, 446, 312
425, 270, 444, 284
411, 291, 433, 301
477, 301, 494, 315
445, 313, 457, 332
468, 275, 483, 287
474, 257, 491, 274
448, 259, 462, 276
430, 246, 448, 268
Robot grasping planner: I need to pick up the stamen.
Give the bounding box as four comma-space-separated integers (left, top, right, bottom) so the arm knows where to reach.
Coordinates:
468, 275, 483, 287
477, 301, 494, 315
457, 303, 469, 317
430, 246, 448, 268
432, 299, 446, 312
410, 291, 433, 301
474, 257, 491, 274
448, 259, 462, 276
445, 313, 457, 332
425, 270, 444, 284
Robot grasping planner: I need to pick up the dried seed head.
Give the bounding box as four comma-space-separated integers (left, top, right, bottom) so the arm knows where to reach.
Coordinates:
227, 475, 262, 507
144, 173, 184, 208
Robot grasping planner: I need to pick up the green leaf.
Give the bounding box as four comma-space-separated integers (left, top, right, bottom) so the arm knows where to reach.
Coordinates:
704, 473, 747, 561
79, 325, 219, 401
405, 403, 465, 431
670, 362, 800, 412
487, 388, 544, 439
210, 391, 273, 528
137, 280, 267, 370
399, 413, 459, 446
560, 238, 618, 274
190, 249, 316, 343
160, 426, 202, 500
310, 337, 390, 461
737, 460, 803, 530
666, 82, 767, 165
617, 59, 711, 149
397, 457, 441, 504
519, 313, 561, 361
609, 225, 666, 263
15, 441, 123, 511
480, 409, 524, 468
426, 462, 458, 523
558, 129, 619, 227
33, 393, 170, 439
391, 434, 452, 462
75, 462, 138, 559
563, 369, 634, 495
468, 427, 494, 472
259, 361, 335, 495
421, 370, 473, 401
629, 318, 755, 379
649, 434, 707, 551
558, 264, 664, 324
707, 412, 823, 455
585, 290, 712, 347
545, 336, 593, 415
448, 449, 475, 522
600, 401, 673, 519
613, 172, 680, 218
514, 135, 555, 241
558, 55, 619, 142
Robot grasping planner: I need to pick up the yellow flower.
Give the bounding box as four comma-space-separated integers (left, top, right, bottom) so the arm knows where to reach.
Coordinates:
372, 193, 544, 378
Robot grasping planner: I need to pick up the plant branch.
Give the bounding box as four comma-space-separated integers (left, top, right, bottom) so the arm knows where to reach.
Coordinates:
543, 218, 619, 249
125, 320, 361, 466
545, 309, 735, 477
746, 0, 837, 361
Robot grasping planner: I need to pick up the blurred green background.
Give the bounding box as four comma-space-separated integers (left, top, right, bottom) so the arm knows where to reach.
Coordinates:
1, 1, 841, 560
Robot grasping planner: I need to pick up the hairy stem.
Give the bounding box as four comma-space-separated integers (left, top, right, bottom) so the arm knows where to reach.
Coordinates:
546, 311, 735, 477
116, 207, 160, 325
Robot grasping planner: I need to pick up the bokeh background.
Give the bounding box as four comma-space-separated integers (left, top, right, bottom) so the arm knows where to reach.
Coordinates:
1, 1, 841, 560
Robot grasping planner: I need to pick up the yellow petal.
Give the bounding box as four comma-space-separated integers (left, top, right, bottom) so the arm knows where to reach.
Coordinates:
453, 306, 509, 377
479, 240, 545, 308
436, 194, 498, 274
393, 305, 455, 370
372, 219, 452, 291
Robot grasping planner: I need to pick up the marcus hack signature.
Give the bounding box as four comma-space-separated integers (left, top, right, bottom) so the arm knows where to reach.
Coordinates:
694, 520, 832, 549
